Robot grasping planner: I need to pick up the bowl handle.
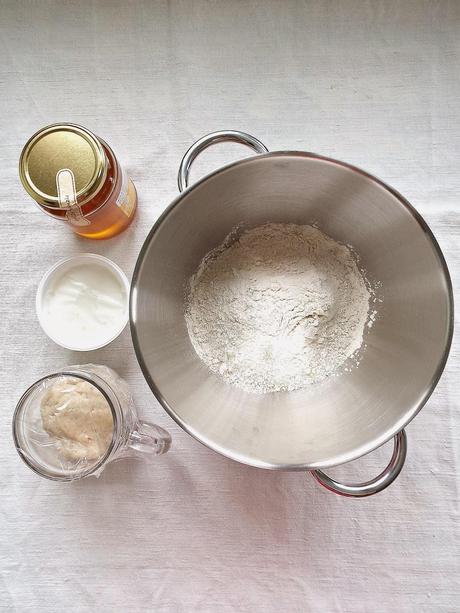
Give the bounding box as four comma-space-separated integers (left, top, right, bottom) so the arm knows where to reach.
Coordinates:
310, 430, 407, 497
178, 130, 269, 192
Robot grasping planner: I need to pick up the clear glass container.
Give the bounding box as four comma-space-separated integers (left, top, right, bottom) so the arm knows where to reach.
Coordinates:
19, 123, 137, 239
12, 364, 171, 481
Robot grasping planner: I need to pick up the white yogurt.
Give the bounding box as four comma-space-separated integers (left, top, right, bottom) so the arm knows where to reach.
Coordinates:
37, 254, 129, 351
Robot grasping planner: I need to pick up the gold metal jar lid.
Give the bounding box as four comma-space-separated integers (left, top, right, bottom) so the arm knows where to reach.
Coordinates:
19, 123, 108, 208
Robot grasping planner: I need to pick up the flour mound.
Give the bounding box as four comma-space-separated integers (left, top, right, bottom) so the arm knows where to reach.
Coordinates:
185, 223, 371, 393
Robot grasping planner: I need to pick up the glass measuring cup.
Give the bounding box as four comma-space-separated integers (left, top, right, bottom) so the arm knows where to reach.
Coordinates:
13, 364, 171, 481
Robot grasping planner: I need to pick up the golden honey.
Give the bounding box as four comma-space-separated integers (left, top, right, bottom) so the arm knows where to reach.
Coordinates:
19, 123, 137, 239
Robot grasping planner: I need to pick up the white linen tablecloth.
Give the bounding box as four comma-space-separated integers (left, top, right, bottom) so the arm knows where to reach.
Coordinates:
0, 1, 459, 611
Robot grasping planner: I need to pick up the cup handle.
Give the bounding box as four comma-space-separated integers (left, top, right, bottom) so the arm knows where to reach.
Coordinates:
177, 130, 269, 192
128, 421, 171, 456
310, 430, 407, 497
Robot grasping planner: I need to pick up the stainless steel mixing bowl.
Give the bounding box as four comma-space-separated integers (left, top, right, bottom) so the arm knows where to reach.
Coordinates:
130, 131, 453, 497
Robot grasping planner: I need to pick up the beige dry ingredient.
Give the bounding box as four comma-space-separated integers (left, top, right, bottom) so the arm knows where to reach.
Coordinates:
186, 223, 372, 393
40, 377, 114, 461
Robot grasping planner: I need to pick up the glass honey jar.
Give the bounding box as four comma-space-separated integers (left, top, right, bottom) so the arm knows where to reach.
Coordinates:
19, 123, 137, 239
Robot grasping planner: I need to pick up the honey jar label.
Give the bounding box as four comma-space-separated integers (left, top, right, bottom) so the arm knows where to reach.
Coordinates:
66, 205, 91, 227
56, 169, 90, 227
116, 165, 135, 218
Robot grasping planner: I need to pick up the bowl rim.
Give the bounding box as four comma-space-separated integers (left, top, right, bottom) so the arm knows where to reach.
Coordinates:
36, 252, 129, 351
130, 150, 454, 470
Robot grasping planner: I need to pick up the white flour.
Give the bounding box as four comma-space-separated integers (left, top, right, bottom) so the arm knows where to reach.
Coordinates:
185, 223, 371, 393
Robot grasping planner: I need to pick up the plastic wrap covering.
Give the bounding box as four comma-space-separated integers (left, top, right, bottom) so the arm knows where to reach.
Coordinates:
13, 364, 171, 481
